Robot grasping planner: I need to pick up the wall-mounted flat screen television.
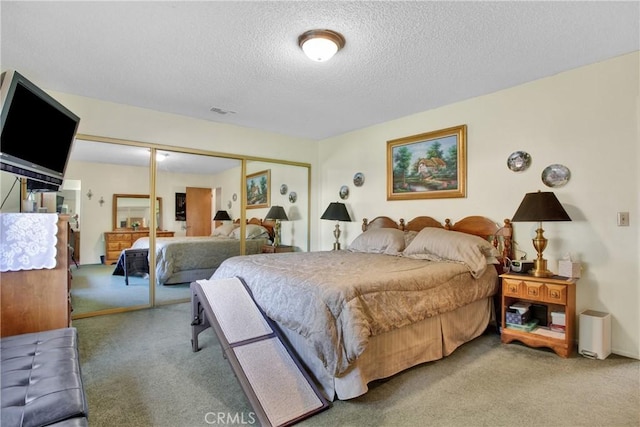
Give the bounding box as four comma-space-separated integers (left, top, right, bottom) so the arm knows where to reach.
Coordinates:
0, 70, 80, 191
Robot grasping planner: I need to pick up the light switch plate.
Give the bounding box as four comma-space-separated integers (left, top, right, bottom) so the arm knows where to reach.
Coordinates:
617, 212, 629, 226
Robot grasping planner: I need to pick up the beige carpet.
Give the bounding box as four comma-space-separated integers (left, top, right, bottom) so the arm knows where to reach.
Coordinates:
74, 302, 640, 427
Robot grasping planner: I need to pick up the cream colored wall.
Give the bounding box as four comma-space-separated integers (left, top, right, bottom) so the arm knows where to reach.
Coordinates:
318, 52, 639, 359
49, 90, 321, 246
64, 161, 150, 263
51, 53, 638, 358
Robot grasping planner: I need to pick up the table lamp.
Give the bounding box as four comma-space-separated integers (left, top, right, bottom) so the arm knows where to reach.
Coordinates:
265, 205, 288, 247
320, 202, 352, 250
511, 190, 571, 277
213, 210, 232, 221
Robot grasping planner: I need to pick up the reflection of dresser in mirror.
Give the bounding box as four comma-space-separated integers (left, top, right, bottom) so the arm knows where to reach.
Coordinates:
104, 230, 174, 265
105, 194, 174, 265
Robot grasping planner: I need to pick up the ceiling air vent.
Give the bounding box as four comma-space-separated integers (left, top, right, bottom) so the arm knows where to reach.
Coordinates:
210, 106, 236, 115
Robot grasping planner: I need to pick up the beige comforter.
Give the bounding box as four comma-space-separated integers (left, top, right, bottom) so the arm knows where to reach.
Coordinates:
132, 236, 267, 285
211, 251, 498, 375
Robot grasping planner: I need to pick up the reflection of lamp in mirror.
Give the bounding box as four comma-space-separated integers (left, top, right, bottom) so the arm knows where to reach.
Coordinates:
321, 202, 352, 250
265, 206, 288, 247
511, 190, 571, 277
213, 210, 231, 222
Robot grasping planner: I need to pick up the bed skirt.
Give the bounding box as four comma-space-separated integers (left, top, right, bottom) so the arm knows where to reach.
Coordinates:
277, 296, 493, 401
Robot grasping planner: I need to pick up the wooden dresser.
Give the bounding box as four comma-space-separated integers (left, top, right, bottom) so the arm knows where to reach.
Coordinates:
104, 230, 175, 265
1, 215, 71, 337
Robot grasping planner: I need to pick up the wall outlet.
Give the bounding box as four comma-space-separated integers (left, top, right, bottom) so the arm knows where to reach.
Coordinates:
617, 212, 629, 226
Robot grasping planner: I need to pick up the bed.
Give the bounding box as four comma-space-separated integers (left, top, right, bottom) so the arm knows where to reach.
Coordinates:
204, 215, 513, 401
113, 218, 274, 285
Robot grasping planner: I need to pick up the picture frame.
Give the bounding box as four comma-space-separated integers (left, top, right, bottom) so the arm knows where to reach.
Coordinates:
175, 192, 186, 221
246, 169, 270, 209
387, 124, 467, 200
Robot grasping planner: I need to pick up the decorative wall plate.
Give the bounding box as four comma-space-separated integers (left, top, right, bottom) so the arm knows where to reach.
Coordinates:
280, 184, 288, 195
507, 151, 531, 172
339, 185, 349, 200
542, 164, 571, 188
232, 193, 237, 201
353, 172, 365, 187
288, 192, 297, 203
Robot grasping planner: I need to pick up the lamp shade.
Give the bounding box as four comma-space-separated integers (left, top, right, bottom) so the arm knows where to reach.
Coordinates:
265, 205, 288, 221
512, 191, 571, 222
213, 210, 232, 221
321, 202, 351, 222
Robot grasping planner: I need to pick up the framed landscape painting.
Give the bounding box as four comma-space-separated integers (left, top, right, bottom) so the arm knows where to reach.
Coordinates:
387, 125, 467, 200
246, 169, 270, 209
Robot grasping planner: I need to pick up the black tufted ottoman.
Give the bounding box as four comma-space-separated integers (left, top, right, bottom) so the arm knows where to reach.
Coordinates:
1, 328, 89, 427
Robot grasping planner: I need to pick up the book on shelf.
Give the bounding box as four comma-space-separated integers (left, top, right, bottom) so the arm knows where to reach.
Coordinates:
530, 327, 565, 339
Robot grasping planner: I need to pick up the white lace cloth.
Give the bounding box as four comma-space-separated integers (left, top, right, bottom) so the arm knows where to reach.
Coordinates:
0, 213, 58, 272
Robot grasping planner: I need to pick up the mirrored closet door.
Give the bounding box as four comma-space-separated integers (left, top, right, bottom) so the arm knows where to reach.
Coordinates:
245, 160, 310, 252
153, 149, 242, 305
64, 135, 311, 319
66, 139, 153, 317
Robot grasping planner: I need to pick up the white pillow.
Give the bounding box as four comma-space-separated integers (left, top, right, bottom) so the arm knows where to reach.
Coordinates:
212, 223, 237, 237
348, 228, 406, 255
231, 224, 270, 240
402, 227, 500, 278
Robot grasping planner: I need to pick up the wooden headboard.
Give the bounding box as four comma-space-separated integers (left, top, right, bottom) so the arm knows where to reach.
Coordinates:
362, 215, 513, 260
236, 217, 276, 241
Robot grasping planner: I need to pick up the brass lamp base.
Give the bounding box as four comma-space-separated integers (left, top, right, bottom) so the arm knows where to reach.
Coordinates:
272, 220, 281, 247
530, 258, 554, 277
530, 226, 554, 277
332, 223, 341, 251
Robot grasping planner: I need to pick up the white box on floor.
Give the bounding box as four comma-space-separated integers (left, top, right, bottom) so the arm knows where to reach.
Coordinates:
579, 310, 611, 360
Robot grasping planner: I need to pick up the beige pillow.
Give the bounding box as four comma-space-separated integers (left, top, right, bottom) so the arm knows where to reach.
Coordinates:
231, 224, 270, 240
212, 223, 237, 237
348, 228, 406, 255
402, 227, 499, 278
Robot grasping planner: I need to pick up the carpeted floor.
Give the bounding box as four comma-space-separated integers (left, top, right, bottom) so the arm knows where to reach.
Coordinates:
74, 303, 640, 427
70, 264, 191, 315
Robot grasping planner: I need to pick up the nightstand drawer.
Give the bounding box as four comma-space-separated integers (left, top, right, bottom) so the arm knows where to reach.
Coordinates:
544, 284, 567, 304
523, 281, 544, 301
502, 279, 522, 297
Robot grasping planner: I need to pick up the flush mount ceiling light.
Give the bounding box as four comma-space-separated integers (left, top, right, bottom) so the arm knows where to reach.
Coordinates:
298, 29, 345, 62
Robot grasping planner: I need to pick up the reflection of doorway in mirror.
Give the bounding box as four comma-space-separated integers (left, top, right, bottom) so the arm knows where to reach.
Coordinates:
186, 187, 212, 236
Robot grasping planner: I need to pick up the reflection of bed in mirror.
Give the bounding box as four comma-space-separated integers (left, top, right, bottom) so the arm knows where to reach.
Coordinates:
113, 218, 274, 285
204, 215, 513, 401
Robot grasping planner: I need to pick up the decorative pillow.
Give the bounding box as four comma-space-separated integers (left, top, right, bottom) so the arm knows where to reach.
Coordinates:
231, 224, 270, 240
402, 227, 500, 278
348, 228, 406, 255
211, 223, 237, 237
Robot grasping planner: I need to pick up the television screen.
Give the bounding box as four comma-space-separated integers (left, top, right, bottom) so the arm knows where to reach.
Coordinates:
0, 70, 80, 189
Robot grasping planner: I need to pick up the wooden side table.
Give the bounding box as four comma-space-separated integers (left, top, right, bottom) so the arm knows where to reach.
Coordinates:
500, 273, 577, 357
262, 245, 294, 254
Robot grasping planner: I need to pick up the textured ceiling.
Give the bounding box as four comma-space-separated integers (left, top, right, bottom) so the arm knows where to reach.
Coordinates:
1, 1, 639, 141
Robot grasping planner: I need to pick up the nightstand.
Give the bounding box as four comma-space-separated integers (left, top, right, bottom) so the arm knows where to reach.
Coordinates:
500, 273, 577, 357
262, 245, 294, 254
